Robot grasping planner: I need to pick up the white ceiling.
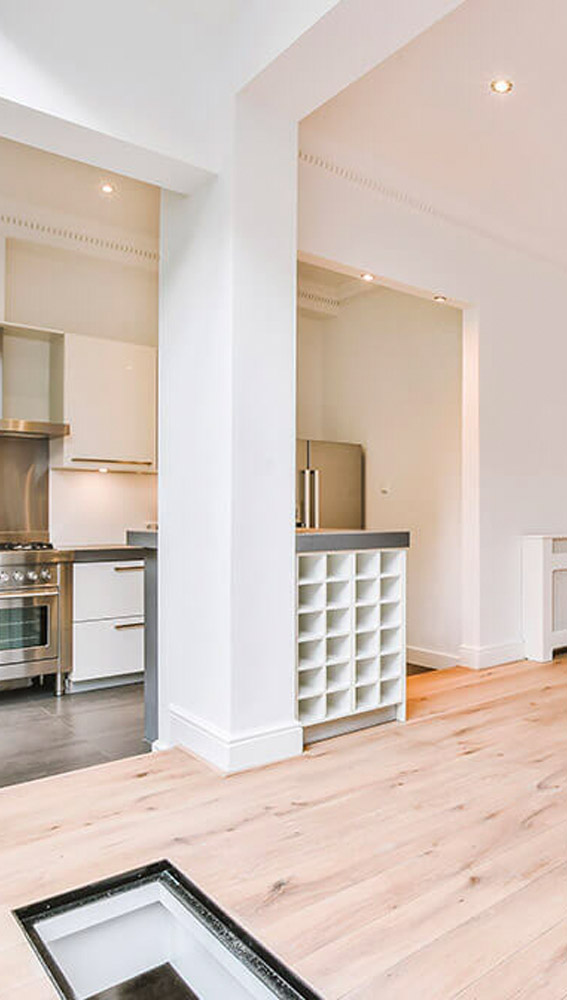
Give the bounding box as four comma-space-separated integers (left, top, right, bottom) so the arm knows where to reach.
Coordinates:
302, 0, 567, 269
297, 259, 387, 319
0, 137, 159, 238
0, 0, 348, 190
298, 261, 354, 291
0, 1, 465, 191
178, 0, 247, 23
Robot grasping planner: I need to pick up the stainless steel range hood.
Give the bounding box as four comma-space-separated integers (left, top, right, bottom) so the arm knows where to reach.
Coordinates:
0, 324, 70, 439
0, 417, 70, 439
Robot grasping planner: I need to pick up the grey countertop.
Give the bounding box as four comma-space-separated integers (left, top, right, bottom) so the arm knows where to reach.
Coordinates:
296, 530, 410, 552
121, 529, 409, 554
59, 545, 147, 562
0, 546, 146, 566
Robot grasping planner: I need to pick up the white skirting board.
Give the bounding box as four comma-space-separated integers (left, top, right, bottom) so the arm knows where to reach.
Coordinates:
406, 646, 459, 670
167, 704, 303, 773
458, 642, 526, 670
407, 644, 527, 671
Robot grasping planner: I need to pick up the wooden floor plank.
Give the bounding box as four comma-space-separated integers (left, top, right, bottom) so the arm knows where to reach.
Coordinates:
407, 658, 564, 719
296, 819, 567, 996
346, 860, 567, 1000
454, 916, 567, 1000
2, 660, 567, 998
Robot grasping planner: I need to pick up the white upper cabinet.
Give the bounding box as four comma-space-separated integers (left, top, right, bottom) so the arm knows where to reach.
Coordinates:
51, 334, 157, 473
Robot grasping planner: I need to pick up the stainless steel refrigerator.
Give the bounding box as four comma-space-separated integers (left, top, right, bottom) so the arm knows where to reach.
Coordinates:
296, 439, 364, 529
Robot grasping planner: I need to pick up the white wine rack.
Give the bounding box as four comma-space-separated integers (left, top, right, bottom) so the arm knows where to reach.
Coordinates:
296, 548, 406, 735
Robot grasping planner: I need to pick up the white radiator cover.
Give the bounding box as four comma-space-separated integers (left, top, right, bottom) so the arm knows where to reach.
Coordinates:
522, 535, 567, 662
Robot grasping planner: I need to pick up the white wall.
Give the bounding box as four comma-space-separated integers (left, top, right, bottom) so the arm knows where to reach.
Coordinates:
298, 141, 567, 668
0, 138, 158, 546
297, 287, 462, 664
296, 312, 326, 439
6, 241, 158, 346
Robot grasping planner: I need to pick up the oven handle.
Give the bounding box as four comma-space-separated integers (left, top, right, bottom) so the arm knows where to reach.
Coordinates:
0, 589, 59, 601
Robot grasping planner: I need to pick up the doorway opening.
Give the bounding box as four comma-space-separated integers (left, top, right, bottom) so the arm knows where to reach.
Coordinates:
296, 258, 463, 680
0, 137, 158, 787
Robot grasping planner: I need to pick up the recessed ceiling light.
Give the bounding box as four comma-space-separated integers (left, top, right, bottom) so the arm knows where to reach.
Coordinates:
101, 182, 115, 195
434, 294, 447, 303
361, 273, 374, 282
98, 467, 109, 474
490, 78, 514, 95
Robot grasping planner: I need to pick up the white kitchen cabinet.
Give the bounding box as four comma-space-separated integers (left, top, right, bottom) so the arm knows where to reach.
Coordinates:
72, 618, 144, 683
73, 562, 144, 622
69, 560, 145, 691
51, 334, 157, 473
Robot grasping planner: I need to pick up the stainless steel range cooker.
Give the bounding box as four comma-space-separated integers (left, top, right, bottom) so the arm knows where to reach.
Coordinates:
0, 543, 71, 696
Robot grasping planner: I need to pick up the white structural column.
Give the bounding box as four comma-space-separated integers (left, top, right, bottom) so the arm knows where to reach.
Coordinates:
157, 0, 466, 771
158, 96, 302, 771
230, 100, 299, 745
158, 169, 234, 762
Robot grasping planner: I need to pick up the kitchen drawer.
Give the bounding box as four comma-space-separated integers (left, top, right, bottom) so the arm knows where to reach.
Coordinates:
72, 618, 144, 682
73, 561, 144, 622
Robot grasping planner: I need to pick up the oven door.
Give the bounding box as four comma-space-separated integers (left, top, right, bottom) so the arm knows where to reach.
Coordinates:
0, 590, 59, 666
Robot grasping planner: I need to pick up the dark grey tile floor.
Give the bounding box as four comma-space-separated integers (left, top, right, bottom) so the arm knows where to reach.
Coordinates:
0, 681, 149, 789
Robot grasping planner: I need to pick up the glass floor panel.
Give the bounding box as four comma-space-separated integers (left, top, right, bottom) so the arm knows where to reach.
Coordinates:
15, 861, 320, 1000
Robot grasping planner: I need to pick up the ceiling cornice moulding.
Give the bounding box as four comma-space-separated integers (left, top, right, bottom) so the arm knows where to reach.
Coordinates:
0, 196, 159, 270
298, 281, 340, 316
298, 149, 567, 276
299, 149, 439, 219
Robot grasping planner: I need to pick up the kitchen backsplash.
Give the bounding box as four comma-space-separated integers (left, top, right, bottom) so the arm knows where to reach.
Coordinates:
50, 469, 157, 546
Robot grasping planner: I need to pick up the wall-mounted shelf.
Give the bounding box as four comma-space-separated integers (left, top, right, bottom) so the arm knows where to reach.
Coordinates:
296, 547, 406, 740
0, 322, 66, 432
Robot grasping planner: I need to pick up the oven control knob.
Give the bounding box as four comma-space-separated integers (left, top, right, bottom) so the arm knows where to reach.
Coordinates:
0, 571, 9, 584
40, 568, 52, 582
27, 570, 39, 582
12, 570, 25, 583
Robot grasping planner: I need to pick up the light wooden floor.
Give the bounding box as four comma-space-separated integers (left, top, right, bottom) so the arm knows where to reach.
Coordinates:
2, 659, 567, 999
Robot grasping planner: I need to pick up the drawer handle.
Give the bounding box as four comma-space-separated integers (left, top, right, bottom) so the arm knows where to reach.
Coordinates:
114, 622, 144, 630
114, 566, 144, 573
72, 458, 153, 466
